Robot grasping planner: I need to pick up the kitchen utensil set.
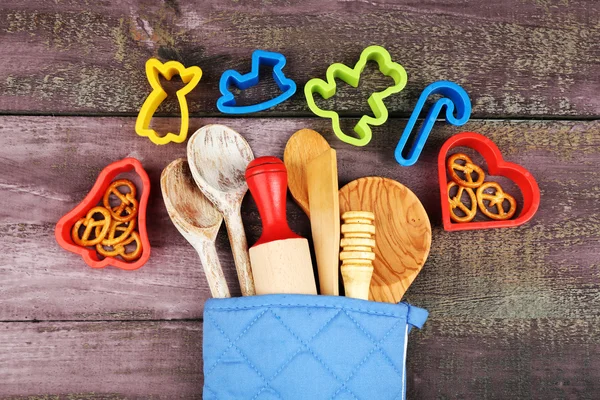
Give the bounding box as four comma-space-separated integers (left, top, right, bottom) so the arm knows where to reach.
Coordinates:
161, 124, 432, 302
60, 45, 539, 304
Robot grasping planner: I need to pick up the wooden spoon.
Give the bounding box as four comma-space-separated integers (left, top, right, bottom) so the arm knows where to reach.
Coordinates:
283, 129, 331, 217
187, 125, 256, 296
161, 158, 230, 298
339, 177, 431, 303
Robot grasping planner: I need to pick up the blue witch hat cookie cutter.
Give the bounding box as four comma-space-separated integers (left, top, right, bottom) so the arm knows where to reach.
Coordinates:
394, 81, 471, 166
217, 50, 297, 114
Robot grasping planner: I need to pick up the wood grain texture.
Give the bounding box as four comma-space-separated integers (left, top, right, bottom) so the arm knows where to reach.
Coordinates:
307, 148, 340, 296
340, 211, 375, 300
1, 1, 599, 117
187, 124, 256, 296
1, 116, 600, 397
1, 116, 599, 322
406, 317, 600, 399
1, 317, 599, 398
161, 158, 230, 298
339, 177, 432, 303
284, 128, 331, 217
0, 320, 204, 398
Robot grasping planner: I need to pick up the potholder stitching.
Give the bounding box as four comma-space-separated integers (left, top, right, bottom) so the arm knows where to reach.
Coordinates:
347, 312, 406, 379
330, 310, 403, 399
249, 308, 344, 400
268, 308, 361, 400
206, 302, 406, 318
205, 310, 281, 399
204, 308, 269, 377
203, 383, 217, 399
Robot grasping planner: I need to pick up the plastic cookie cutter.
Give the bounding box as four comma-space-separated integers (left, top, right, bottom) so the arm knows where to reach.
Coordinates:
437, 132, 540, 231
135, 58, 202, 145
55, 157, 151, 270
217, 50, 297, 114
304, 45, 408, 147
394, 81, 471, 166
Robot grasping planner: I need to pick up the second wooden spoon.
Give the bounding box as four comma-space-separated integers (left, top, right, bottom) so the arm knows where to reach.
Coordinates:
161, 158, 230, 298
187, 124, 256, 296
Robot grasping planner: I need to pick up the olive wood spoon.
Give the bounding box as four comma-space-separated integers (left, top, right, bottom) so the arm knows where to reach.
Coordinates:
187, 124, 256, 296
161, 158, 230, 298
339, 177, 431, 303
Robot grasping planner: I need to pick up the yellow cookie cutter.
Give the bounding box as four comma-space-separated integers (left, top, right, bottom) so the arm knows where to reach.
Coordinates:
135, 58, 202, 145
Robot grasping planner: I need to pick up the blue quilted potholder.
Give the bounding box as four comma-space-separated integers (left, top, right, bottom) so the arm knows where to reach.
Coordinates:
203, 294, 428, 400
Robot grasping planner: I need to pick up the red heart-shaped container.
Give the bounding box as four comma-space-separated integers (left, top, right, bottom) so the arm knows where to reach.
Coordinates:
438, 132, 540, 231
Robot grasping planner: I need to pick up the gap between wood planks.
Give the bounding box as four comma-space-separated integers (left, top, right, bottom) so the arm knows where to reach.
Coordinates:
0, 111, 599, 121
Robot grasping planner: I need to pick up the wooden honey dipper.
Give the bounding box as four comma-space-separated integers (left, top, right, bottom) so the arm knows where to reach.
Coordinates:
340, 211, 375, 300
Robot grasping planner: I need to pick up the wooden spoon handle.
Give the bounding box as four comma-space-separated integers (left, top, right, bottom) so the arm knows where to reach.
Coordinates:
223, 208, 256, 296
194, 240, 230, 298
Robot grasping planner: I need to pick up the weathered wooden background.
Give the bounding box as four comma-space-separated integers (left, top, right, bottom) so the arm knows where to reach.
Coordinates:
1, 1, 599, 399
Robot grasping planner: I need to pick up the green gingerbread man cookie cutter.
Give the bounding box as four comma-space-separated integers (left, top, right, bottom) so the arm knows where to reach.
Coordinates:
304, 45, 408, 147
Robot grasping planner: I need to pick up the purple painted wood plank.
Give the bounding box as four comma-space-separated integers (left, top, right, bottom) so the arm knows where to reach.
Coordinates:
1, 318, 598, 398
407, 317, 600, 399
0, 116, 599, 323
0, 1, 599, 117
0, 320, 203, 398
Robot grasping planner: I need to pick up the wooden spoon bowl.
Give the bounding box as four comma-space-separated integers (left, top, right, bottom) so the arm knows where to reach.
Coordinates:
339, 177, 431, 303
283, 128, 331, 217
161, 158, 229, 298
187, 124, 256, 296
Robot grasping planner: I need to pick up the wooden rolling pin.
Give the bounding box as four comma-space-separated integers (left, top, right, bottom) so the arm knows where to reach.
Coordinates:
340, 211, 376, 300
245, 156, 317, 295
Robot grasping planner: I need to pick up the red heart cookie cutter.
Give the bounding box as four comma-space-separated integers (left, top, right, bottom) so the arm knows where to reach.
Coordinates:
438, 132, 540, 231
55, 157, 151, 270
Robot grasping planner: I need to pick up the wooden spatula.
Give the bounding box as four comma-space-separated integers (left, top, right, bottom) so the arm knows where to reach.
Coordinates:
283, 129, 331, 217
246, 156, 317, 295
339, 177, 431, 303
307, 149, 340, 296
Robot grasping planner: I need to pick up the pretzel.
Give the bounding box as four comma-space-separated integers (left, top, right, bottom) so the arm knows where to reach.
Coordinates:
447, 153, 485, 188
103, 179, 138, 222
95, 218, 136, 246
96, 231, 143, 261
476, 182, 517, 220
447, 181, 477, 223
71, 206, 112, 246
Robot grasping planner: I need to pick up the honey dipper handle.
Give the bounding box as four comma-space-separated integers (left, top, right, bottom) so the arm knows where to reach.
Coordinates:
246, 156, 301, 246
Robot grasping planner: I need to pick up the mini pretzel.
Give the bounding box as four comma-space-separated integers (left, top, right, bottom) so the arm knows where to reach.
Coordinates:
447, 181, 477, 223
103, 179, 138, 222
95, 219, 136, 246
96, 231, 143, 261
447, 153, 485, 188
476, 182, 517, 220
71, 206, 112, 246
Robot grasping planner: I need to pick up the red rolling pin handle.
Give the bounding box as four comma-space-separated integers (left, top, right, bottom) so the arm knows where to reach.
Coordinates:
245, 156, 302, 247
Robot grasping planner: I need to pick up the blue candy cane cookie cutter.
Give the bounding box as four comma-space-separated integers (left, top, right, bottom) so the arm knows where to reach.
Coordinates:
217, 50, 297, 114
395, 81, 471, 166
